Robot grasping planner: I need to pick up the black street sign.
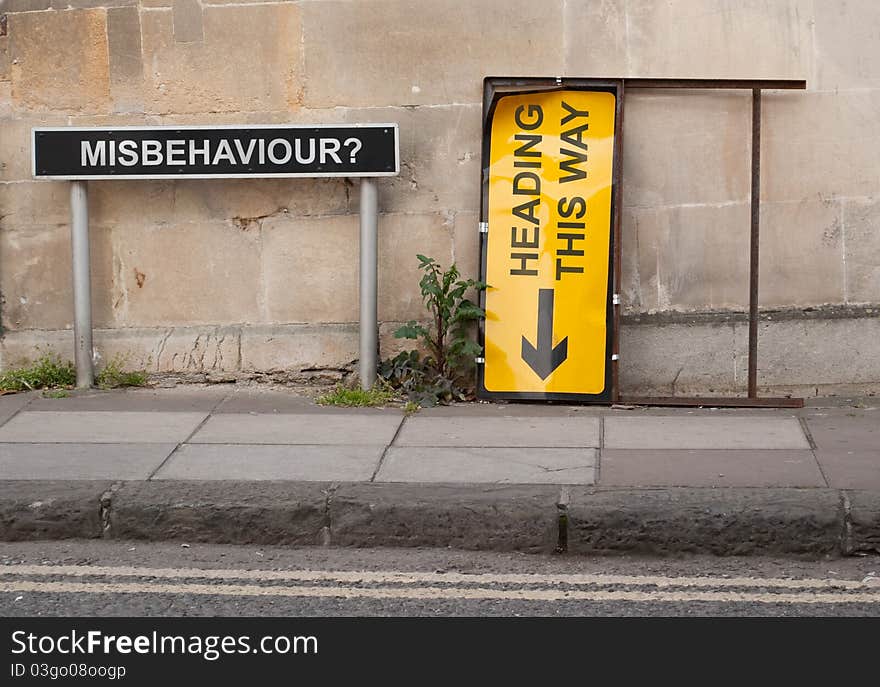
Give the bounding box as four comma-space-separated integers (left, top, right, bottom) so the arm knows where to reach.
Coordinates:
32, 124, 399, 179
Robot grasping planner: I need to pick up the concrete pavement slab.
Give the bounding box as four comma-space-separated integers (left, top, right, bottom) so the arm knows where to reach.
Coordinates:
599, 449, 826, 487
394, 416, 601, 447
815, 450, 880, 490
0, 443, 177, 480
108, 481, 330, 545
0, 411, 208, 443
190, 413, 402, 445
803, 411, 880, 450
376, 447, 596, 484
0, 480, 110, 541
329, 483, 560, 553
154, 444, 384, 482
0, 393, 34, 428
26, 388, 227, 413
604, 416, 809, 449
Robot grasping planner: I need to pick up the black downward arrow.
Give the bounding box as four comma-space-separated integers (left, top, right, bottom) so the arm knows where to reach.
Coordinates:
521, 288, 568, 380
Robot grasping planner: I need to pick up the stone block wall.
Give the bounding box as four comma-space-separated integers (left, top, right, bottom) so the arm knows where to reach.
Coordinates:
0, 0, 877, 395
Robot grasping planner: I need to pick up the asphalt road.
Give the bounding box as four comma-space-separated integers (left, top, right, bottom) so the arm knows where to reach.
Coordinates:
1, 541, 879, 617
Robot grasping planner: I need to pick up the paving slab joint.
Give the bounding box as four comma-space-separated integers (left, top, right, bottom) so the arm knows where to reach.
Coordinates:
321, 483, 339, 546
844, 490, 880, 557
99, 481, 124, 539
555, 486, 570, 553
840, 490, 854, 555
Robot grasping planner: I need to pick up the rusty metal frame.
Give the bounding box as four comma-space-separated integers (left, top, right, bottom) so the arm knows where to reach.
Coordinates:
617, 77, 807, 408
479, 77, 807, 408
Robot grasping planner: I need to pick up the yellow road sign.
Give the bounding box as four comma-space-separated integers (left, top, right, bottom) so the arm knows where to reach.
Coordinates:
480, 88, 617, 400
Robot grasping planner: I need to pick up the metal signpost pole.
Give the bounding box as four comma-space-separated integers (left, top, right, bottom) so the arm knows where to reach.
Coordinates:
69, 180, 94, 388
359, 178, 379, 390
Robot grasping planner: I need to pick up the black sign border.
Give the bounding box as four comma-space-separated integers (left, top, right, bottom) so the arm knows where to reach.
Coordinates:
476, 77, 623, 405
31, 124, 400, 180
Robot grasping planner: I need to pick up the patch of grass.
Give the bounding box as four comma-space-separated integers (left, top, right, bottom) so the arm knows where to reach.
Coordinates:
43, 389, 71, 399
403, 401, 420, 414
96, 355, 149, 390
0, 354, 76, 392
316, 384, 395, 407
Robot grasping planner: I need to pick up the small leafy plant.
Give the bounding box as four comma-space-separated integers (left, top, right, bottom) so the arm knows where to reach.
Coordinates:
95, 355, 149, 390
316, 383, 395, 407
380, 254, 486, 406
0, 354, 76, 392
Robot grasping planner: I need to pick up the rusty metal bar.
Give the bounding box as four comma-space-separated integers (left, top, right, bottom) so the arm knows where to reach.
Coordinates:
624, 78, 806, 90
619, 396, 805, 408
748, 89, 762, 398
484, 76, 807, 91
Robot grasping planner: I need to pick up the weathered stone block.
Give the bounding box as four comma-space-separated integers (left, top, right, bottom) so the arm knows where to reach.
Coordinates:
627, 202, 751, 312
623, 90, 751, 208
140, 5, 301, 114
843, 199, 880, 305
563, 0, 629, 76
378, 214, 454, 322
262, 213, 359, 324
9, 9, 110, 113
619, 321, 737, 396
89, 181, 178, 227
735, 316, 880, 389
0, 223, 114, 330
453, 211, 481, 284
0, 114, 67, 181
0, 330, 73, 369
384, 104, 482, 214
301, 0, 564, 107
95, 325, 241, 373
240, 323, 358, 371
107, 6, 144, 112
168, 178, 349, 229
3, 0, 52, 12
110, 220, 261, 326
262, 212, 453, 324
50, 0, 137, 7
762, 90, 880, 202
0, 180, 71, 228
758, 199, 844, 307
813, 0, 880, 90
0, 35, 10, 82
620, 207, 642, 312
623, 0, 811, 79
172, 0, 204, 43
0, 82, 12, 117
